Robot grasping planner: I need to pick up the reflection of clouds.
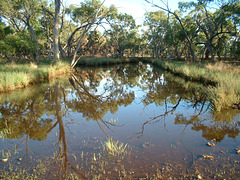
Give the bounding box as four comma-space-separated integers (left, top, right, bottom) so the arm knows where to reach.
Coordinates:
160, 74, 164, 85
94, 77, 114, 96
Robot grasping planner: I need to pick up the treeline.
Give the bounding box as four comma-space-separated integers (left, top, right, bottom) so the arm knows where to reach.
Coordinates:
0, 0, 239, 66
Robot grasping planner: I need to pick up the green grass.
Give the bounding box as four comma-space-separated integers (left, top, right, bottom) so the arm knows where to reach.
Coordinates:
102, 139, 129, 158
152, 60, 240, 111
0, 60, 70, 92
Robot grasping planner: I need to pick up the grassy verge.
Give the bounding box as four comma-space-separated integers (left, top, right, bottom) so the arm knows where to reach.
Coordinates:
0, 60, 70, 92
151, 60, 240, 111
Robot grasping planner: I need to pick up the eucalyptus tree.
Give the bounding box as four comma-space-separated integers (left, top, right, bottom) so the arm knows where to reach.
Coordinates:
137, 31, 149, 57
41, 0, 67, 61
86, 30, 108, 56
106, 13, 139, 57
144, 10, 169, 58
145, 0, 196, 61
64, 0, 111, 67
0, 0, 47, 61
39, 5, 54, 58
143, 10, 194, 60
179, 0, 239, 60
221, 1, 240, 59
53, 0, 61, 62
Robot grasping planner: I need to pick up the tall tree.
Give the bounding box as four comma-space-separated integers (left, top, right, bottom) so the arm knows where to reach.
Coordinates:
53, 0, 61, 62
144, 11, 168, 58
145, 0, 196, 61
68, 0, 106, 68
106, 13, 138, 57
179, 0, 238, 60
0, 0, 46, 61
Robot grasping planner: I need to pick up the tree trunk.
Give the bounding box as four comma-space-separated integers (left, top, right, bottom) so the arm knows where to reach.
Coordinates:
70, 25, 92, 67
53, 0, 60, 62
70, 1, 105, 68
26, 19, 39, 62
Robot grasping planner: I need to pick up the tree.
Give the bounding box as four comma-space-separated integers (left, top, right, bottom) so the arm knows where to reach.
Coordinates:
0, 0, 47, 61
53, 0, 61, 62
106, 13, 138, 57
144, 11, 169, 58
64, 0, 107, 67
179, 0, 239, 60
145, 0, 196, 61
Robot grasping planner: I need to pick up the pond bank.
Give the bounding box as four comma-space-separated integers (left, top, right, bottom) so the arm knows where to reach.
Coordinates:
67, 56, 240, 111
149, 59, 240, 111
1, 57, 239, 111
0, 61, 70, 92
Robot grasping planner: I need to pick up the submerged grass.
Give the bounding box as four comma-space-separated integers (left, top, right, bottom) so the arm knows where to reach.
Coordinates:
102, 139, 129, 158
152, 60, 240, 111
0, 60, 70, 92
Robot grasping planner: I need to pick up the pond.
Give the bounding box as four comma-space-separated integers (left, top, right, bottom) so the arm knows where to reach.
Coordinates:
0, 62, 240, 179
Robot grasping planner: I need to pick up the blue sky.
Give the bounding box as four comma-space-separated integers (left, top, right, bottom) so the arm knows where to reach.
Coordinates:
105, 0, 182, 25
68, 0, 185, 25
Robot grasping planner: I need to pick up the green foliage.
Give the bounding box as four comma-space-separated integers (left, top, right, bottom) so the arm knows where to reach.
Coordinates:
0, 32, 37, 58
0, 22, 14, 39
66, 0, 107, 24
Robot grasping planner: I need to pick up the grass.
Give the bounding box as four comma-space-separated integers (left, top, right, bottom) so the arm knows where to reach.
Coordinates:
152, 60, 240, 111
102, 139, 129, 158
0, 60, 70, 92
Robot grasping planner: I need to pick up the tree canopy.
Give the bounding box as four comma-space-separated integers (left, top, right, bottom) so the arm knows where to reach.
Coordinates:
0, 0, 239, 63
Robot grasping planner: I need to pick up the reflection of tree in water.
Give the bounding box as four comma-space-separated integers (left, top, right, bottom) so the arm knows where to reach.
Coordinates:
175, 112, 240, 142
0, 63, 153, 178
0, 91, 53, 140
50, 82, 86, 179
0, 62, 240, 178
138, 71, 240, 141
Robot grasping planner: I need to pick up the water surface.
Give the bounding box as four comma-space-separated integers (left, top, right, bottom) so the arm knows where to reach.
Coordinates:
0, 63, 240, 179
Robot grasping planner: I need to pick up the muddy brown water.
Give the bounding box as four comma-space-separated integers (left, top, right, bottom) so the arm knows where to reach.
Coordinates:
0, 63, 240, 179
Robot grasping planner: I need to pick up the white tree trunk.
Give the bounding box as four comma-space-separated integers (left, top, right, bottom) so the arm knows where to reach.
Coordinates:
53, 0, 60, 62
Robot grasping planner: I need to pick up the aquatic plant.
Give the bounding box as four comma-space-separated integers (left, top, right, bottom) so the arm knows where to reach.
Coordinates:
102, 139, 129, 158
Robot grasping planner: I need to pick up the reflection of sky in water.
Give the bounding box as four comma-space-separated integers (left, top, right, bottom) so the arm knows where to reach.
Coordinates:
64, 72, 208, 146
1, 64, 240, 179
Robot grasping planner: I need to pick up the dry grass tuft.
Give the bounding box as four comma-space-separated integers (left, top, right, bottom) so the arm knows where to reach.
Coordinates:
206, 61, 240, 74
